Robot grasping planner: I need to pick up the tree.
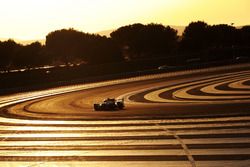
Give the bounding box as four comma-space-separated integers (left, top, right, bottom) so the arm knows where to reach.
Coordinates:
45, 28, 123, 65
46, 28, 84, 64
0, 40, 20, 69
143, 24, 178, 55
209, 24, 237, 47
239, 26, 250, 46
85, 36, 122, 64
180, 21, 210, 53
13, 42, 45, 68
111, 23, 178, 60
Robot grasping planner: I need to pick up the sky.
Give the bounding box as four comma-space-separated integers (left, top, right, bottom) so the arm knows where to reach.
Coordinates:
0, 0, 250, 40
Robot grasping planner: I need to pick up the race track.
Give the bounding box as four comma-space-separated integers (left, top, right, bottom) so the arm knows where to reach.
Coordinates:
0, 64, 250, 167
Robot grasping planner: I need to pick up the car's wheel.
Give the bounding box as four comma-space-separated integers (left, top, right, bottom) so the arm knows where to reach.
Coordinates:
94, 104, 100, 111
117, 102, 124, 109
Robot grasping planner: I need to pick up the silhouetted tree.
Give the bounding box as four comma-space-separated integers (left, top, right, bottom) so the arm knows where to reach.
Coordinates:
239, 26, 250, 46
180, 21, 210, 53
111, 23, 178, 60
13, 42, 46, 68
85, 36, 122, 64
143, 24, 178, 55
46, 28, 123, 64
0, 40, 21, 69
209, 24, 238, 47
1, 22, 250, 72
46, 29, 84, 64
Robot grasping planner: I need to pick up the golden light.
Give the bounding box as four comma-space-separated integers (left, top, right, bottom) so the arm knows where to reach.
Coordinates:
0, 0, 249, 40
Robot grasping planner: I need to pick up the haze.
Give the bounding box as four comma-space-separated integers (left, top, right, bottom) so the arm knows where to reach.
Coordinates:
0, 0, 249, 40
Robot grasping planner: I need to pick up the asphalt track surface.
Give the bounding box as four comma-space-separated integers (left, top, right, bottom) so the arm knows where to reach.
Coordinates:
0, 64, 250, 167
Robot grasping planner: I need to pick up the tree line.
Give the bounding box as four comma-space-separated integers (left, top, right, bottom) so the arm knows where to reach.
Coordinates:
1, 21, 250, 70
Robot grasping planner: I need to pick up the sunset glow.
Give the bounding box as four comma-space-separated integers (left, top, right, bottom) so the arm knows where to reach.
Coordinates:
0, 0, 249, 40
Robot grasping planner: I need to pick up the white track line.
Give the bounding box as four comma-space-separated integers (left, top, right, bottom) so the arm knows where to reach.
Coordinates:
144, 71, 250, 103
228, 78, 250, 89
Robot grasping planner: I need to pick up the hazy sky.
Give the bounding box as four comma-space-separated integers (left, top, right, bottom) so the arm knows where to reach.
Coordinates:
0, 0, 249, 40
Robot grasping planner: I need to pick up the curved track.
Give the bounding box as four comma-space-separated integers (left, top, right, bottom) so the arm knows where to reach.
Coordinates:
0, 65, 250, 166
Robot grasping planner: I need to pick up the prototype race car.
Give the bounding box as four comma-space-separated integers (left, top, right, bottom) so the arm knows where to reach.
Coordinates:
94, 98, 125, 111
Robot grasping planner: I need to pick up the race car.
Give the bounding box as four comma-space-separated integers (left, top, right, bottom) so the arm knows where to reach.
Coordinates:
94, 98, 125, 111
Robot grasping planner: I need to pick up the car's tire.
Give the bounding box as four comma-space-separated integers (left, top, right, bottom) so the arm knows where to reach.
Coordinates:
94, 104, 101, 111
117, 102, 124, 109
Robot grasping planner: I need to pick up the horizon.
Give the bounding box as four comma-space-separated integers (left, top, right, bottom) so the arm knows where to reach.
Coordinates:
1, 24, 247, 45
0, 0, 249, 41
0, 25, 187, 45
